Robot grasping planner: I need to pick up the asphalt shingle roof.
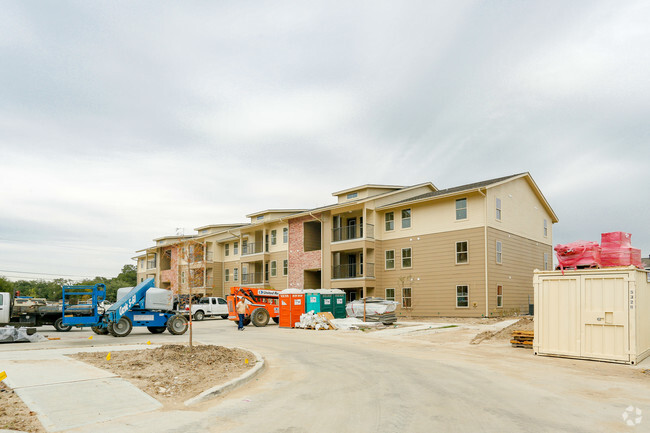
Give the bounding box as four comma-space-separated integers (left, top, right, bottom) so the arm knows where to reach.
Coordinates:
386, 173, 527, 206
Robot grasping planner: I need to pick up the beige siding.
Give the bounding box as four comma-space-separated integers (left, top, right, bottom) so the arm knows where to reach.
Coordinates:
268, 252, 289, 290
487, 227, 552, 316
377, 227, 486, 317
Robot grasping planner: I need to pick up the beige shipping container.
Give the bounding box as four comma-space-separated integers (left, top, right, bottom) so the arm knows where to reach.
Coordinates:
533, 267, 650, 365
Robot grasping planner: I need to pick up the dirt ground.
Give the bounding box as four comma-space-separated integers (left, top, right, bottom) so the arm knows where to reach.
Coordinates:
72, 344, 254, 408
0, 381, 45, 433
470, 317, 533, 344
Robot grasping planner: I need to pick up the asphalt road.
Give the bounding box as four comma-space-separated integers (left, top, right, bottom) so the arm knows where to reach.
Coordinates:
3, 319, 650, 432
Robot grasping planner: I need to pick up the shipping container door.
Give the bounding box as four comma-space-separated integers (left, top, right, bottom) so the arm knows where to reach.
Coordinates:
580, 275, 629, 362
536, 276, 581, 357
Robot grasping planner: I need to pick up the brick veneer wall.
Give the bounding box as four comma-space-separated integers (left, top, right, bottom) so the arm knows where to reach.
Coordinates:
160, 246, 180, 294
288, 214, 322, 289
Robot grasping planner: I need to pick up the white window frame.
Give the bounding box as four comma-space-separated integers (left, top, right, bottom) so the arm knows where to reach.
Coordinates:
455, 241, 468, 264
225, 243, 229, 256
385, 288, 395, 301
496, 198, 502, 221
271, 260, 277, 277
401, 248, 412, 269
225, 269, 229, 282
283, 227, 288, 243
385, 212, 394, 231
456, 285, 469, 308
496, 241, 502, 264
233, 268, 238, 281
181, 271, 186, 284
233, 242, 239, 255
401, 208, 411, 229
385, 250, 395, 270
496, 284, 503, 308
402, 287, 412, 308
283, 259, 288, 276
543, 219, 548, 237
347, 192, 358, 199
271, 230, 277, 245
455, 198, 467, 220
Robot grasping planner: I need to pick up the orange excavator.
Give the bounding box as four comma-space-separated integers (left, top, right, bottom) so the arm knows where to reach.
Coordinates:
226, 287, 281, 327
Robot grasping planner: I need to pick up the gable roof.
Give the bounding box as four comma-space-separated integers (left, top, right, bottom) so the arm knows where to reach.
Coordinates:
378, 172, 559, 223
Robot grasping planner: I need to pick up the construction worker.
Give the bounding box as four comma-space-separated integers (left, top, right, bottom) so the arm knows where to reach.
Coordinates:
236, 297, 246, 331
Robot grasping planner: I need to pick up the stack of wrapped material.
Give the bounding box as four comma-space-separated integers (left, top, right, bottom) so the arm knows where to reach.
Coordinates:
345, 298, 398, 324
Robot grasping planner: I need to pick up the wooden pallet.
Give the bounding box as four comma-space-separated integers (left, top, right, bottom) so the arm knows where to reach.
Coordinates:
511, 330, 533, 349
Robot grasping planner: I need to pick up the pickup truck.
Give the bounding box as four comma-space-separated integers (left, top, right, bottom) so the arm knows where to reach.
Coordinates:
183, 297, 229, 321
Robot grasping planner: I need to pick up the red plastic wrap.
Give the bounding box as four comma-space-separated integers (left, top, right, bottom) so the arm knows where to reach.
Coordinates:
601, 247, 643, 268
554, 241, 601, 270
601, 232, 632, 249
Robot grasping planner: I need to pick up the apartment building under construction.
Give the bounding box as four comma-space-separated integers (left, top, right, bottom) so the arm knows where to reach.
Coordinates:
135, 172, 558, 317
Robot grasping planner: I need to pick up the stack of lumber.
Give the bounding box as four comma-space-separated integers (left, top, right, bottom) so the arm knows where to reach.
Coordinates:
510, 330, 533, 349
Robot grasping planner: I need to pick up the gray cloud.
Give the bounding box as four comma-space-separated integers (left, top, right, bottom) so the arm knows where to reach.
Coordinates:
1, 0, 649, 280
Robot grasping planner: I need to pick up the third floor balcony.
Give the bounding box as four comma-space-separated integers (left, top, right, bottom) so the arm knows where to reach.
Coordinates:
332, 223, 374, 242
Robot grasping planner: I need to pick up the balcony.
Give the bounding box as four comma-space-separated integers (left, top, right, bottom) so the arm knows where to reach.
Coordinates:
332, 224, 374, 242
332, 263, 375, 279
242, 242, 263, 255
242, 272, 265, 284
146, 259, 156, 269
206, 251, 214, 261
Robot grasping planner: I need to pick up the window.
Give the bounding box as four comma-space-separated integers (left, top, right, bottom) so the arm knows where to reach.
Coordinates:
225, 244, 229, 256
140, 261, 144, 269
402, 288, 412, 308
496, 198, 502, 221
401, 248, 412, 268
181, 271, 186, 284
233, 242, 239, 255
385, 288, 395, 301
401, 208, 411, 229
225, 269, 229, 282
271, 261, 277, 277
456, 198, 467, 220
283, 259, 288, 276
497, 285, 503, 308
256, 215, 264, 220
233, 268, 238, 281
385, 250, 395, 270
271, 230, 277, 245
283, 227, 288, 243
496, 241, 502, 264
456, 241, 468, 264
347, 192, 358, 199
140, 277, 144, 282
265, 263, 269, 281
456, 285, 469, 307
218, 298, 227, 304
543, 219, 548, 237
385, 212, 394, 231
544, 253, 549, 271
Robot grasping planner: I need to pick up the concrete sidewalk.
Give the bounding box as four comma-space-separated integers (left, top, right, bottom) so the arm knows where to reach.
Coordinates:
1, 345, 162, 432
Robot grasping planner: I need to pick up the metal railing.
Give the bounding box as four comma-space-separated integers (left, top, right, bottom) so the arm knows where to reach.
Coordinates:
242, 272, 265, 284
242, 242, 263, 255
332, 223, 374, 242
332, 263, 375, 279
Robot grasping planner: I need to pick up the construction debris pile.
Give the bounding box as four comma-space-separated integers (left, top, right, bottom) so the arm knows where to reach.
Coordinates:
0, 326, 46, 343
345, 298, 398, 324
555, 231, 644, 271
295, 312, 337, 330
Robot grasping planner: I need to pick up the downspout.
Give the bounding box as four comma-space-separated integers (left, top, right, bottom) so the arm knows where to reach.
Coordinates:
478, 188, 489, 317
308, 211, 324, 288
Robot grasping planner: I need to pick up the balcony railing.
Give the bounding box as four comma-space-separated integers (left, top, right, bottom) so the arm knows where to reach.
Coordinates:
332, 263, 375, 279
242, 242, 263, 255
206, 251, 214, 261
242, 272, 265, 284
332, 224, 374, 242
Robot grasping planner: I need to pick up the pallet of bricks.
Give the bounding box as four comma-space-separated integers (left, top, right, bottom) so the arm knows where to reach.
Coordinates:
511, 331, 533, 349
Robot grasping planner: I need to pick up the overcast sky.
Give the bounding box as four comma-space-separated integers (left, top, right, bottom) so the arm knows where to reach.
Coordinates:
1, 1, 649, 281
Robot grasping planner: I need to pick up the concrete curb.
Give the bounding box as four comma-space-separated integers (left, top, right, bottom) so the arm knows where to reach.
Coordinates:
183, 347, 265, 406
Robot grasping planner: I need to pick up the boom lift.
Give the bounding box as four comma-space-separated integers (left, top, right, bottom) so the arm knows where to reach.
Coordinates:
62, 278, 188, 337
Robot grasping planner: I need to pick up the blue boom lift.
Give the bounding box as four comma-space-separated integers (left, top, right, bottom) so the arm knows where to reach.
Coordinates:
61, 278, 188, 337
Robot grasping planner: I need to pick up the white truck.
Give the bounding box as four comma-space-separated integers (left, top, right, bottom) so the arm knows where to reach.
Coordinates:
183, 297, 229, 321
